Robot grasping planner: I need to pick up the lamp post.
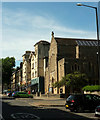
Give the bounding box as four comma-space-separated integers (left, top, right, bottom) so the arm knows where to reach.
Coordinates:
77, 3, 100, 85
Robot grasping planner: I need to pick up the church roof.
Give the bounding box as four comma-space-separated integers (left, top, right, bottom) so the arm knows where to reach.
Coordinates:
54, 37, 99, 46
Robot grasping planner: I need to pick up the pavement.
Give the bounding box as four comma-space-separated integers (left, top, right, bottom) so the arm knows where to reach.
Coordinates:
28, 96, 66, 107
33, 96, 66, 100
2, 94, 66, 107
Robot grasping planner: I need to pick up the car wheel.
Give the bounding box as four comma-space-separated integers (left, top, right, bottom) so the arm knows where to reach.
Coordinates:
70, 109, 74, 112
95, 114, 97, 117
95, 114, 99, 117
17, 95, 20, 98
29, 96, 33, 98
76, 105, 83, 113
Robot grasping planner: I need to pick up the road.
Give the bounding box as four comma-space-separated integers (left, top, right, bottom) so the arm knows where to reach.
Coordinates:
1, 95, 100, 120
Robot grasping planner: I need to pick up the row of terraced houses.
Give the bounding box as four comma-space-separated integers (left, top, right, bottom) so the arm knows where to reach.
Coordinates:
11, 32, 99, 95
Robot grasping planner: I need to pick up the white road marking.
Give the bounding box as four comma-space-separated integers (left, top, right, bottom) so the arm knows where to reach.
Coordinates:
11, 113, 40, 120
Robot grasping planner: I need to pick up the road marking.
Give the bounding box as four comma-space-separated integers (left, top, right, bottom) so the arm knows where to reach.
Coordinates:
11, 113, 40, 120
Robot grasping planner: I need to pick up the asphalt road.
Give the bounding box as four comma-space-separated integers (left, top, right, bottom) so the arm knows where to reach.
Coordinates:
1, 96, 100, 120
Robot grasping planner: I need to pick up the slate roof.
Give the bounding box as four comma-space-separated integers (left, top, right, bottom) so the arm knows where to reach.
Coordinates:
76, 40, 98, 46
54, 37, 99, 46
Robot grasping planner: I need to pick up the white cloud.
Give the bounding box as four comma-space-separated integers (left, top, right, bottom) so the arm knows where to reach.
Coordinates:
30, 15, 96, 37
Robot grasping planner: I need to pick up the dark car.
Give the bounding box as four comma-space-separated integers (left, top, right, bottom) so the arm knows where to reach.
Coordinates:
95, 105, 100, 117
13, 92, 33, 98
65, 94, 100, 112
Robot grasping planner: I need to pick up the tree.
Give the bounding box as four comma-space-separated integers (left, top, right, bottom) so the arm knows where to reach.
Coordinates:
53, 71, 89, 93
82, 85, 100, 92
2, 57, 15, 87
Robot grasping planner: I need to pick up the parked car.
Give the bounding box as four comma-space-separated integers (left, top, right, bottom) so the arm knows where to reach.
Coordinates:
65, 94, 100, 112
3, 90, 8, 94
95, 105, 100, 117
6, 91, 12, 96
12, 91, 19, 97
13, 92, 33, 98
8, 92, 13, 97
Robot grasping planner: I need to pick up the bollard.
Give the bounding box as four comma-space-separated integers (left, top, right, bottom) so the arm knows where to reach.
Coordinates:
40, 92, 41, 97
47, 93, 49, 97
36, 92, 38, 97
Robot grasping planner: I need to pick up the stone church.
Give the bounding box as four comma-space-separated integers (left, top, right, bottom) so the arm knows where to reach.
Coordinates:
45, 32, 98, 95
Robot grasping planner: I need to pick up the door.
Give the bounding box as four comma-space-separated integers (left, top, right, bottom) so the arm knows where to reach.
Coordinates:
84, 94, 93, 110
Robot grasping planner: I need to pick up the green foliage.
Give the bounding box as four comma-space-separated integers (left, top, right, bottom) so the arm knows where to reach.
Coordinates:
52, 81, 60, 88
2, 57, 15, 85
53, 71, 89, 92
65, 72, 88, 89
82, 85, 100, 92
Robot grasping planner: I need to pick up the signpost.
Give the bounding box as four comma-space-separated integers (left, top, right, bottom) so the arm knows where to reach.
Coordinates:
98, 1, 100, 85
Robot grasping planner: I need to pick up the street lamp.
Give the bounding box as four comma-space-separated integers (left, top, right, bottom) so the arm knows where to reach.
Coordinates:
77, 3, 100, 85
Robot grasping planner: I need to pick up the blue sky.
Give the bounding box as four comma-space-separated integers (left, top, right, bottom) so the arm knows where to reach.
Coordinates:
2, 2, 99, 67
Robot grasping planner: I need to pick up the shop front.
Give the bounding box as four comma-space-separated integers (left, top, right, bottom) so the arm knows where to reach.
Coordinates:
31, 77, 44, 94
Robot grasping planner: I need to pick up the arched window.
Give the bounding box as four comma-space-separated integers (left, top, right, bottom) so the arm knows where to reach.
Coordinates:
74, 64, 80, 71
71, 65, 74, 71
32, 63, 34, 69
88, 62, 91, 71
75, 64, 77, 71
78, 65, 80, 71
52, 77, 54, 83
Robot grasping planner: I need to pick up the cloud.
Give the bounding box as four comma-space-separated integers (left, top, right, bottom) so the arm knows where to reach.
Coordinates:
3, 7, 96, 35
2, 7, 96, 60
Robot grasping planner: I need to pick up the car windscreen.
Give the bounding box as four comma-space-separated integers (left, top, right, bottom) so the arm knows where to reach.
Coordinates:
18, 92, 27, 94
67, 95, 75, 101
7, 91, 11, 93
67, 95, 83, 101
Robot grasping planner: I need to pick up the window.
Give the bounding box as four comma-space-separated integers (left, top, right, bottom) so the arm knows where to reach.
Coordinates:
78, 65, 80, 71
52, 77, 54, 83
32, 63, 34, 69
93, 95, 100, 101
85, 95, 92, 100
35, 71, 37, 77
74, 64, 79, 71
32, 72, 34, 77
75, 64, 77, 71
35, 62, 37, 67
71, 65, 74, 71
88, 62, 91, 71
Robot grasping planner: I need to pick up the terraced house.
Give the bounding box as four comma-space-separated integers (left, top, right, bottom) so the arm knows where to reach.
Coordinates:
11, 63, 22, 92
29, 41, 50, 94
22, 51, 31, 91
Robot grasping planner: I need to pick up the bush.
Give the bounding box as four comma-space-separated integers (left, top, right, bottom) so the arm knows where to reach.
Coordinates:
82, 85, 100, 92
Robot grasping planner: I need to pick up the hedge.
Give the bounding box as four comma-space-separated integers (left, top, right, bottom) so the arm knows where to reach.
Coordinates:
82, 85, 100, 92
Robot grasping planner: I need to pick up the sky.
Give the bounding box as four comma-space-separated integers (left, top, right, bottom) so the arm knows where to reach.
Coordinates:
1, 1, 100, 67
